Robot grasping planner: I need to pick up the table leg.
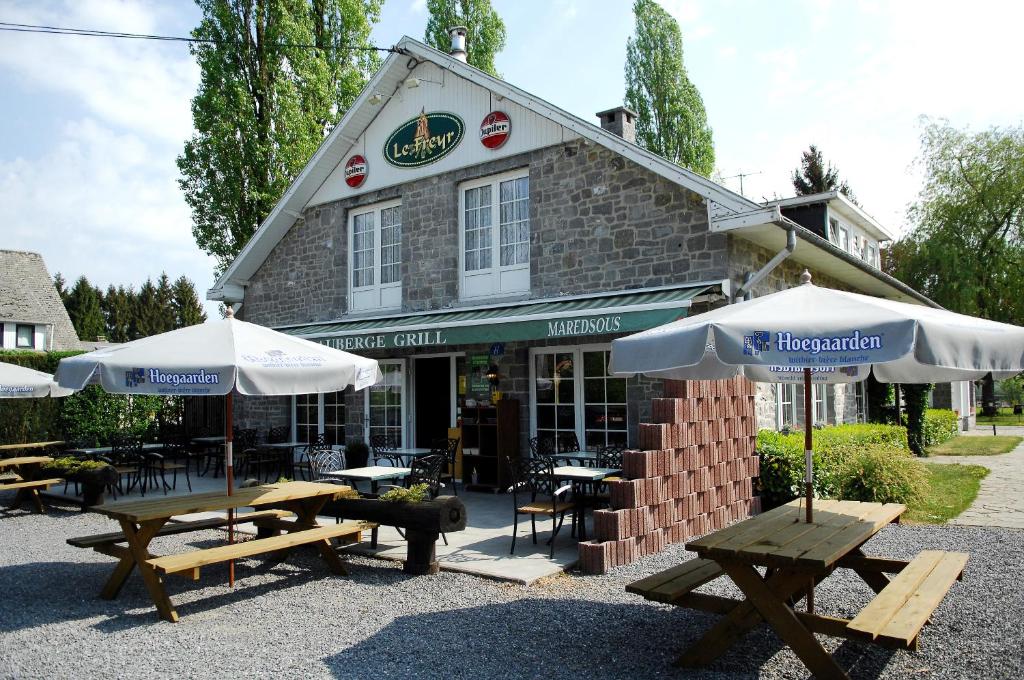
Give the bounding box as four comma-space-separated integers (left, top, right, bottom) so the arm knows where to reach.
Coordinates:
287, 497, 349, 576
114, 518, 178, 622
724, 563, 848, 680
675, 567, 811, 668
100, 519, 167, 598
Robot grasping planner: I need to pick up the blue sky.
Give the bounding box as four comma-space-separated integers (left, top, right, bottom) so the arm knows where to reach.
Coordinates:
1, 0, 1021, 317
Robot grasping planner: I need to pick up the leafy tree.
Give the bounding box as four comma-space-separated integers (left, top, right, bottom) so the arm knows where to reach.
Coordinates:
424, 0, 506, 77
792, 144, 856, 202
886, 120, 1024, 412
178, 0, 382, 272
171, 276, 208, 328
624, 0, 714, 176
64, 277, 106, 342
102, 284, 135, 343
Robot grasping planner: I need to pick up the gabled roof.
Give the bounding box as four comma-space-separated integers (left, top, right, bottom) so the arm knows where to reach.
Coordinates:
208, 36, 760, 303
0, 249, 81, 350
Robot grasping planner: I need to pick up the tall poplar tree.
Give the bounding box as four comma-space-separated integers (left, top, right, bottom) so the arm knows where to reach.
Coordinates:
424, 0, 506, 77
178, 0, 383, 272
624, 0, 714, 176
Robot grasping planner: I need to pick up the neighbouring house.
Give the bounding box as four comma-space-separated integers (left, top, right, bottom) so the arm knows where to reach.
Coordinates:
0, 249, 80, 352
207, 32, 949, 464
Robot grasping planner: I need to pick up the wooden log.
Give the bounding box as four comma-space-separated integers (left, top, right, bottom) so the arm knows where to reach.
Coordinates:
330, 496, 467, 533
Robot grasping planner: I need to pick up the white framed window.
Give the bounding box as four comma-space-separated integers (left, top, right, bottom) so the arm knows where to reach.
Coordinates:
779, 384, 796, 429
828, 218, 840, 245
530, 345, 629, 451
813, 384, 829, 425
459, 170, 530, 300
776, 383, 831, 429
866, 242, 878, 268
349, 199, 401, 312
293, 390, 347, 445
855, 380, 868, 422
16, 324, 34, 349
838, 226, 849, 253
365, 360, 406, 447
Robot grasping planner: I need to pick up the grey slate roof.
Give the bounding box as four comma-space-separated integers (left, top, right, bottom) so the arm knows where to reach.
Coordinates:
0, 249, 81, 351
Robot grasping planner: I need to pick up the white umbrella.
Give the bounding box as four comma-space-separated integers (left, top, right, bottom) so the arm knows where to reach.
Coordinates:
56, 309, 381, 584
610, 272, 1024, 522
0, 362, 74, 398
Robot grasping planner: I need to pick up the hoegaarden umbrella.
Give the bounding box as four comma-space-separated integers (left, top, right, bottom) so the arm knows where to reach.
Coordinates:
56, 308, 381, 583
610, 271, 1024, 523
0, 362, 74, 398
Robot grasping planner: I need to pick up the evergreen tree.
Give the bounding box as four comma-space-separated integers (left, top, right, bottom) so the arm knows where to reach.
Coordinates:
133, 279, 163, 339
154, 273, 177, 335
171, 276, 208, 328
624, 0, 715, 176
424, 0, 506, 77
53, 273, 68, 303
101, 284, 136, 343
64, 276, 106, 342
178, 0, 383, 272
792, 144, 856, 202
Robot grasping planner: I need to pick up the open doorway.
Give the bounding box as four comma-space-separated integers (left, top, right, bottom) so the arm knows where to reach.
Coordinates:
414, 356, 452, 448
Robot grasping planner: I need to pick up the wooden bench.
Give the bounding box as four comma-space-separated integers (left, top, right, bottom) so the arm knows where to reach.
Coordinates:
1, 477, 64, 513
67, 509, 295, 549
146, 520, 371, 576
848, 550, 969, 650
626, 558, 726, 604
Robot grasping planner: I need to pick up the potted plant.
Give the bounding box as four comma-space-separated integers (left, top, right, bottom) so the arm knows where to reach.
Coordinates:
40, 457, 118, 509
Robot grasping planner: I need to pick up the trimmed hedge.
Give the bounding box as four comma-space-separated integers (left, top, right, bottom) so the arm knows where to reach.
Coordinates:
756, 423, 912, 509
922, 409, 958, 449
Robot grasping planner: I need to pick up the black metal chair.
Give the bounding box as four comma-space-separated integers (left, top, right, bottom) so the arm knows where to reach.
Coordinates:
557, 431, 581, 454
267, 425, 289, 444
507, 456, 575, 558
528, 434, 556, 458
145, 434, 191, 494
433, 437, 460, 496
370, 434, 402, 467
592, 443, 626, 508
105, 435, 145, 497
294, 433, 325, 481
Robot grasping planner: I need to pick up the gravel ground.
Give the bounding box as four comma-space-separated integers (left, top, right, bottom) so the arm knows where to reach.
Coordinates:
1, 497, 1021, 680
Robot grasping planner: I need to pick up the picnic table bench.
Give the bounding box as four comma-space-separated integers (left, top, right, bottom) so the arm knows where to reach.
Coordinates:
0, 456, 60, 514
71, 481, 376, 622
627, 498, 968, 679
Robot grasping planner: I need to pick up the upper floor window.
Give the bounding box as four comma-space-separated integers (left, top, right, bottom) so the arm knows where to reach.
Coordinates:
837, 225, 849, 252
460, 170, 530, 299
828, 218, 840, 244
16, 324, 34, 349
866, 243, 878, 268
349, 200, 401, 312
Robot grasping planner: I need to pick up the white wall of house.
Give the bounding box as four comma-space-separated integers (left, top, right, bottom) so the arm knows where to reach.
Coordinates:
0, 321, 48, 350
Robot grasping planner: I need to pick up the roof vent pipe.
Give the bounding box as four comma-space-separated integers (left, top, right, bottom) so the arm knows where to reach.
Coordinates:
449, 26, 467, 62
732, 223, 797, 302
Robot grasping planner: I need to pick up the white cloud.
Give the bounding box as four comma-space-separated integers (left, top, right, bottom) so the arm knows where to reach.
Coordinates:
408, 0, 427, 14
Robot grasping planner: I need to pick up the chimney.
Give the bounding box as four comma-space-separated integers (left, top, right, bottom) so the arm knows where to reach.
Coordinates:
449, 26, 468, 62
596, 106, 638, 144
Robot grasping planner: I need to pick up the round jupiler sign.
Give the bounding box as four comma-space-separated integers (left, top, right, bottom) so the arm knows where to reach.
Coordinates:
480, 111, 510, 149
383, 111, 464, 168
344, 155, 367, 187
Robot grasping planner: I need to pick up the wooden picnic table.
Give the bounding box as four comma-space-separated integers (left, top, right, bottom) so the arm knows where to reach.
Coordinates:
0, 440, 64, 453
627, 498, 969, 679
76, 481, 370, 622
0, 456, 61, 513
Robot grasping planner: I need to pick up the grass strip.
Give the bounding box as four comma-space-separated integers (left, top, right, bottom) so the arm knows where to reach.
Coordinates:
927, 435, 1022, 457
904, 462, 988, 524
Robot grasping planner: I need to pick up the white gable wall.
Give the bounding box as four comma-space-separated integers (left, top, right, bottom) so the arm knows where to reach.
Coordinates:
307, 62, 577, 208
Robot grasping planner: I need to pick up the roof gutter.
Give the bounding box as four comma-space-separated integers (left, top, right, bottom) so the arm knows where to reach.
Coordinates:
728, 207, 797, 302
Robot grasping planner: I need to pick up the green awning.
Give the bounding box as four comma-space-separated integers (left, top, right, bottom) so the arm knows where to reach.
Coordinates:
277, 284, 712, 352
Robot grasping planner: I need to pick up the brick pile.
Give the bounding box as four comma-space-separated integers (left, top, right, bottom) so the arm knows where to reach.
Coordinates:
579, 377, 762, 574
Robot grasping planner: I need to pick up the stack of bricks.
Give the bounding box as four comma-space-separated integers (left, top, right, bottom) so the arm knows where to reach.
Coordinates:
579, 377, 762, 574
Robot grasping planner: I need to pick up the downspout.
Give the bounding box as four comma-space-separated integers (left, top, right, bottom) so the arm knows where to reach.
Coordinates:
731, 223, 797, 302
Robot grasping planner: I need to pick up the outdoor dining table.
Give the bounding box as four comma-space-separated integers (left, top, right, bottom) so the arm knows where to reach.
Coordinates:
552, 465, 621, 541
324, 465, 411, 493
628, 498, 968, 679
551, 450, 599, 466
0, 456, 58, 513
388, 447, 433, 464
67, 443, 168, 457
79, 481, 361, 622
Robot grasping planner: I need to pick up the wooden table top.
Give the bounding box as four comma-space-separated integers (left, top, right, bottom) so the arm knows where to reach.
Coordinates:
0, 456, 53, 469
0, 441, 63, 452
92, 481, 351, 523
686, 498, 906, 570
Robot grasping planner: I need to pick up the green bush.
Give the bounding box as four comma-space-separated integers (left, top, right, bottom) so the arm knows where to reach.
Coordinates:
756, 423, 912, 509
834, 445, 926, 505
0, 350, 85, 443
380, 483, 430, 503
922, 409, 958, 448
40, 457, 110, 477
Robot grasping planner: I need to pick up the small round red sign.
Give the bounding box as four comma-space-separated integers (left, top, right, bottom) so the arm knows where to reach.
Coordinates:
344, 155, 367, 187
479, 111, 511, 149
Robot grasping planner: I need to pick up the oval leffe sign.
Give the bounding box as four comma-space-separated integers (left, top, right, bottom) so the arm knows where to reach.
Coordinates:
384, 111, 464, 168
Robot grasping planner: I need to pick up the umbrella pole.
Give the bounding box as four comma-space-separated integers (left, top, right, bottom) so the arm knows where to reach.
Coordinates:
225, 390, 235, 588
803, 368, 813, 524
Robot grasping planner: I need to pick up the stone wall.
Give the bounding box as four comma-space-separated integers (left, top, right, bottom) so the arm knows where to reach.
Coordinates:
242, 141, 725, 328
579, 377, 760, 574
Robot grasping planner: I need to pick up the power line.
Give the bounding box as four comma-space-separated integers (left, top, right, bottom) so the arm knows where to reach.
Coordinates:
0, 21, 396, 52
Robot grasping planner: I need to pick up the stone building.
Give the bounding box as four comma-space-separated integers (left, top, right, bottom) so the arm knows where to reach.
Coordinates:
0, 249, 80, 351
208, 33, 946, 480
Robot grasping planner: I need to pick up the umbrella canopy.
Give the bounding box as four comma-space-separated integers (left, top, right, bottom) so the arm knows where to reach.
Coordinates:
610, 273, 1024, 522
0, 362, 74, 398
56, 314, 381, 396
